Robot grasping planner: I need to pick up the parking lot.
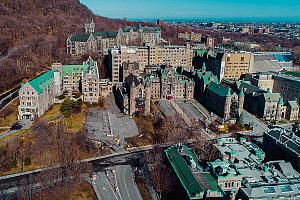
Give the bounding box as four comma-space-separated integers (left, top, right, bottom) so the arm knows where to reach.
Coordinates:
86, 94, 139, 150
175, 100, 205, 122
156, 99, 177, 117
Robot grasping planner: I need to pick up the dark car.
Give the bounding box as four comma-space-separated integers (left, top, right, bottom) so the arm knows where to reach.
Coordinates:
10, 122, 22, 131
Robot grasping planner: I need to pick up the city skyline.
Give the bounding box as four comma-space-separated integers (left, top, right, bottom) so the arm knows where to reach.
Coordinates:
80, 0, 300, 22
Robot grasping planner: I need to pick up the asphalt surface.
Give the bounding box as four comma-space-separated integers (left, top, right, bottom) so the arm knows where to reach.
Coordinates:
239, 111, 270, 143
115, 165, 143, 200
0, 89, 19, 111
156, 99, 177, 117
0, 119, 32, 142
86, 93, 139, 151
175, 100, 205, 121
93, 172, 119, 200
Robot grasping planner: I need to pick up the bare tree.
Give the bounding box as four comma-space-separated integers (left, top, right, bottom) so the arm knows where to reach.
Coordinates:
144, 149, 175, 200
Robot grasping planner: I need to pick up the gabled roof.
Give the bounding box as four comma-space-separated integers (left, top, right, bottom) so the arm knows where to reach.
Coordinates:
262, 93, 281, 102
207, 82, 231, 97
286, 100, 299, 109
61, 65, 89, 77
27, 70, 54, 94
165, 146, 224, 199
70, 31, 118, 42
93, 31, 118, 38
125, 73, 140, 87
235, 80, 262, 95
165, 146, 204, 199
70, 33, 91, 42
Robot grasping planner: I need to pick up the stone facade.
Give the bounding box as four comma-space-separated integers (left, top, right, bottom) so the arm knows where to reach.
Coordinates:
115, 65, 194, 116
108, 44, 193, 83
194, 51, 254, 81
18, 57, 106, 120
285, 101, 299, 121
67, 20, 161, 56
18, 70, 55, 120
233, 80, 286, 121
115, 74, 151, 116
118, 24, 161, 46
178, 32, 202, 42
82, 58, 100, 103
272, 74, 300, 105
190, 64, 239, 122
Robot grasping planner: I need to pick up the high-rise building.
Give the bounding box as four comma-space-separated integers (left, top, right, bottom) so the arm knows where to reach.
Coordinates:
205, 51, 254, 80
108, 44, 193, 83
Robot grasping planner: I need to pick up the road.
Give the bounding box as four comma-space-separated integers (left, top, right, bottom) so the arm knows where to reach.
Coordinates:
0, 135, 218, 199
92, 172, 119, 200
0, 119, 32, 143
115, 165, 143, 200
0, 88, 19, 111
92, 165, 143, 200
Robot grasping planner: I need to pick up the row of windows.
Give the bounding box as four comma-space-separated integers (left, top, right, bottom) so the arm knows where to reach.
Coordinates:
21, 96, 36, 100
224, 181, 239, 188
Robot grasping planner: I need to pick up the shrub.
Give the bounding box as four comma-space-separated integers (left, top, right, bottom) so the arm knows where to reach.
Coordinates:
74, 91, 81, 99
58, 95, 65, 100
60, 98, 82, 118
24, 157, 31, 166
11, 160, 17, 168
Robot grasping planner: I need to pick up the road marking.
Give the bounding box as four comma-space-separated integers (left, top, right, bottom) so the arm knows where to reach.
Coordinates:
122, 167, 131, 200
103, 174, 119, 200
115, 167, 123, 200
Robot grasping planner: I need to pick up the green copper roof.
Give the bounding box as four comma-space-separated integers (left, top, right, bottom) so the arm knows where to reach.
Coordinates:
199, 173, 224, 194
93, 31, 118, 38
62, 65, 89, 77
70, 33, 91, 42
28, 70, 54, 94
226, 89, 231, 96
165, 146, 224, 199
239, 89, 244, 97
194, 49, 207, 56
278, 97, 284, 105
263, 92, 281, 102
208, 82, 231, 97
70, 31, 118, 42
165, 146, 204, 199
202, 62, 206, 70
286, 100, 299, 108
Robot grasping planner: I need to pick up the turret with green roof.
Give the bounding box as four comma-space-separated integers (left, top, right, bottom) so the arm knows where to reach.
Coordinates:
226, 88, 232, 97
202, 62, 206, 72
278, 97, 284, 105
239, 89, 244, 97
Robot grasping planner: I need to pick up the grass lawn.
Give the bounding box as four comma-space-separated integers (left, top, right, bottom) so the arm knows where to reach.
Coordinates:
0, 98, 19, 133
126, 115, 155, 147
40, 104, 61, 120
65, 104, 88, 133
41, 103, 87, 133
0, 128, 28, 143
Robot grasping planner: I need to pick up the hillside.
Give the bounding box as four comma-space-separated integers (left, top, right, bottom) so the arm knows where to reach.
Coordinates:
0, 0, 142, 94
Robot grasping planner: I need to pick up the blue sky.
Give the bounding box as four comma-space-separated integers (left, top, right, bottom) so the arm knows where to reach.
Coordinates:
80, 0, 300, 21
